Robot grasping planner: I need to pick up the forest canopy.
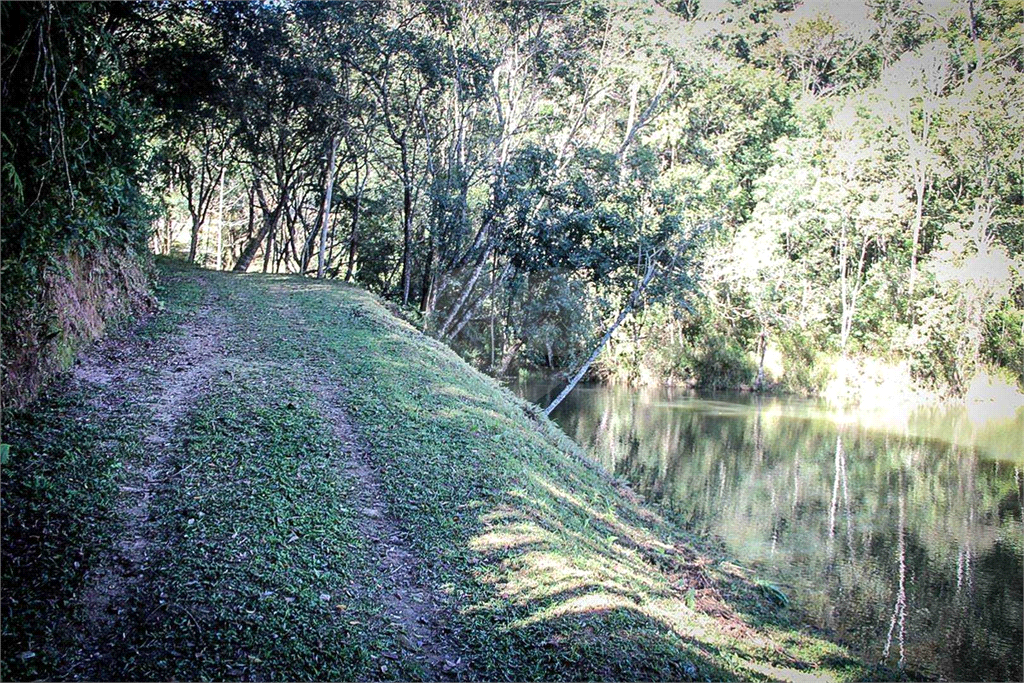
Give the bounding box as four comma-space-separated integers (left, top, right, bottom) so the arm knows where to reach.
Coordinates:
2, 0, 1022, 404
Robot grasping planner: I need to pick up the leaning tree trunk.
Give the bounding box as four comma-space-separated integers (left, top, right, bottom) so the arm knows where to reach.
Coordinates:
439, 240, 492, 338
544, 258, 659, 416
496, 339, 523, 376
234, 203, 282, 273
446, 262, 511, 342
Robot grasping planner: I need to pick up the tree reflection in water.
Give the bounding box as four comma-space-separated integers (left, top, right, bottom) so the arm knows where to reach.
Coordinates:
517, 381, 1024, 681
882, 475, 906, 671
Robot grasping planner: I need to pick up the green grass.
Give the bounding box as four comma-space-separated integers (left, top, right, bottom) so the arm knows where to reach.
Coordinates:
0, 387, 140, 680
116, 370, 403, 680
0, 261, 207, 680
1, 258, 886, 681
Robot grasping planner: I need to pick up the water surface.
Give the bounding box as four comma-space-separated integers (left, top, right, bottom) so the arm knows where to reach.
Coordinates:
515, 382, 1024, 681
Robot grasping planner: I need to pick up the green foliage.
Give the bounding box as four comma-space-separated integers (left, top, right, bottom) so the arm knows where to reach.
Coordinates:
1, 3, 157, 405
600, 302, 756, 388
673, 0, 1024, 397
754, 580, 790, 608
984, 303, 1024, 384
776, 330, 831, 394
5, 0, 1021, 403
683, 329, 756, 390
0, 3, 156, 259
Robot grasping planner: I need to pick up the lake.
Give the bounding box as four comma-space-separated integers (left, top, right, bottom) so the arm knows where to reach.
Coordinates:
514, 382, 1024, 681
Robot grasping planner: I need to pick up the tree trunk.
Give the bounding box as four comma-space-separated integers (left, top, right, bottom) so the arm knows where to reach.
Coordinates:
839, 224, 850, 354
188, 212, 201, 263
400, 142, 413, 306
242, 186, 255, 262
163, 215, 173, 255
754, 324, 768, 391
234, 202, 282, 273
909, 174, 925, 297
544, 257, 659, 415
317, 136, 338, 279
344, 163, 364, 283
262, 224, 273, 273
419, 240, 434, 313
490, 304, 496, 368
216, 166, 225, 270
300, 202, 325, 273
968, 0, 984, 72
447, 262, 511, 341
439, 241, 492, 338
344, 198, 360, 282
497, 339, 523, 376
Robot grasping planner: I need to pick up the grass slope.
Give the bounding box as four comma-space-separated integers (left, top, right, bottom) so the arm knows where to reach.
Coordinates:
1, 259, 884, 681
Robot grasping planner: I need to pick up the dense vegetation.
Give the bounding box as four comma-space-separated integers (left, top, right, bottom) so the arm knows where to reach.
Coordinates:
2, 0, 1022, 400
1, 2, 156, 405
1, 3, 154, 264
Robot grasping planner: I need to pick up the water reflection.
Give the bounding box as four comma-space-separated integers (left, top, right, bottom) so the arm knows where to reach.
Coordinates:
515, 382, 1024, 681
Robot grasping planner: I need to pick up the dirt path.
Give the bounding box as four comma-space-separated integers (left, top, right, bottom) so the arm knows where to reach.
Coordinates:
61, 272, 461, 680
311, 384, 464, 678
279, 320, 460, 679
66, 273, 230, 680
244, 283, 465, 678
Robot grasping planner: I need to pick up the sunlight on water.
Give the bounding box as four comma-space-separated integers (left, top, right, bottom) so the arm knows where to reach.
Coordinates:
515, 382, 1024, 681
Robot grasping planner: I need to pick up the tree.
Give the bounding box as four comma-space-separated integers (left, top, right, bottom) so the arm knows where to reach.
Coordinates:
876, 43, 949, 296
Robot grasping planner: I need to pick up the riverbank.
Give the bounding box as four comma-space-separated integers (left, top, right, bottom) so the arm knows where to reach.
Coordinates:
2, 259, 886, 680
519, 380, 1023, 681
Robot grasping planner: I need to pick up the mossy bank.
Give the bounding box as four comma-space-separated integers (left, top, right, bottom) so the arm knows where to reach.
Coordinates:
1, 259, 888, 681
